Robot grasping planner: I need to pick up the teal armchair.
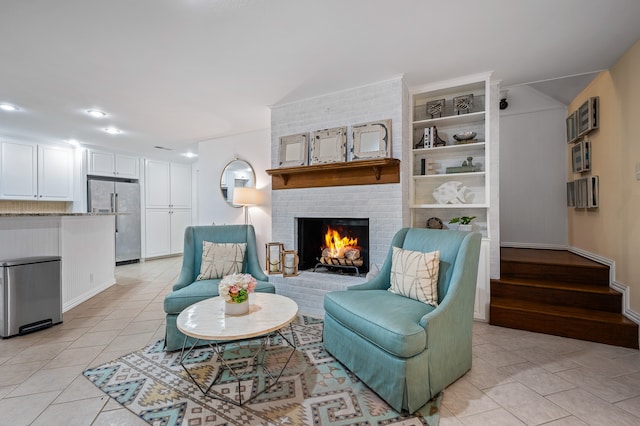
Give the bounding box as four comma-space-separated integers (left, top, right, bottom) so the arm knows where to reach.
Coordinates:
323, 228, 481, 413
163, 225, 275, 351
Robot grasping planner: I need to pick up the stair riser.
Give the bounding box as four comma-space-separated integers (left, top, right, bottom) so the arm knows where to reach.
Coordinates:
491, 282, 622, 313
490, 306, 639, 349
500, 261, 609, 286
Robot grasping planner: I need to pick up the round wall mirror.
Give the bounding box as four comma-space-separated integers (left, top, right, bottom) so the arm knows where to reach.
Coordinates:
220, 159, 256, 207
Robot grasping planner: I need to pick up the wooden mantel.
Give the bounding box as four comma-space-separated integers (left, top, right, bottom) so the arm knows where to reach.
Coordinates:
266, 158, 400, 190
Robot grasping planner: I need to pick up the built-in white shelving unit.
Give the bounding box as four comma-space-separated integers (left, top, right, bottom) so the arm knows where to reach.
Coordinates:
410, 73, 499, 321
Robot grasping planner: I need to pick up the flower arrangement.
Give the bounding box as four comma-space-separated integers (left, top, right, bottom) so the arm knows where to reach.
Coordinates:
219, 273, 257, 304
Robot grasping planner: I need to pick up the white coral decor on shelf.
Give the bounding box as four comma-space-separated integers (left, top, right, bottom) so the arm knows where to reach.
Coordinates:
218, 273, 257, 304
432, 181, 470, 204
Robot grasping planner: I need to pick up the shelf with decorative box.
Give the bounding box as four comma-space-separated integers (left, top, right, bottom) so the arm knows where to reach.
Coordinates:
409, 73, 498, 321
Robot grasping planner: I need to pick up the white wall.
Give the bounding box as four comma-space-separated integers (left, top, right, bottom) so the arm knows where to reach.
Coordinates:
196, 129, 272, 268
500, 85, 568, 248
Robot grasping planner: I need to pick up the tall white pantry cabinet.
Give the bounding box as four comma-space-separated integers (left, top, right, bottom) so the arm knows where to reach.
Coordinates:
409, 72, 500, 321
144, 160, 192, 258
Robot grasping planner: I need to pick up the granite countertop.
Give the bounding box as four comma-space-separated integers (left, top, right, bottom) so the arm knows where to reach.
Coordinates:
0, 212, 120, 217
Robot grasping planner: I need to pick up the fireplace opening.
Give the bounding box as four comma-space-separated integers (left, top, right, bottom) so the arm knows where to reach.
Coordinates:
297, 217, 369, 275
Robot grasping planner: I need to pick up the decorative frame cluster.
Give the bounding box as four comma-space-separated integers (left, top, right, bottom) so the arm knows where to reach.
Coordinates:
277, 119, 392, 167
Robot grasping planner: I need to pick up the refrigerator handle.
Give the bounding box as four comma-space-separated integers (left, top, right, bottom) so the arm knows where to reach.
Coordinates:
112, 193, 119, 233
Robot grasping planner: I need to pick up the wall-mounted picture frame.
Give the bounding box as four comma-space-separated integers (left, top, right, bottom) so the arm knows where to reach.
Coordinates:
310, 127, 347, 165
426, 99, 445, 118
351, 119, 392, 160
571, 140, 591, 173
572, 176, 599, 208
566, 181, 576, 207
577, 96, 599, 137
566, 111, 577, 143
278, 133, 308, 167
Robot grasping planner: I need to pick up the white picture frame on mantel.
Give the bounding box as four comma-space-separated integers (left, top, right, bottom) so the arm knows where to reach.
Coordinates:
278, 133, 308, 167
351, 119, 392, 160
310, 127, 347, 165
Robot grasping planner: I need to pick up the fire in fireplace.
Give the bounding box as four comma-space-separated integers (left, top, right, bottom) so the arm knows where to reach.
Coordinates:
297, 218, 369, 274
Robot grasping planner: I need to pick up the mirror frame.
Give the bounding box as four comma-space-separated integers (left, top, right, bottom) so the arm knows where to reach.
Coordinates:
220, 159, 256, 207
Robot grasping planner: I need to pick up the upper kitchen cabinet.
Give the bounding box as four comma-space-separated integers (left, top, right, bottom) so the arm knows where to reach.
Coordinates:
0, 141, 74, 201
88, 149, 139, 179
145, 160, 192, 209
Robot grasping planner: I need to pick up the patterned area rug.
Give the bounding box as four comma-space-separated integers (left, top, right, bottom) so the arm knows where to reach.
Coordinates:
83, 316, 441, 425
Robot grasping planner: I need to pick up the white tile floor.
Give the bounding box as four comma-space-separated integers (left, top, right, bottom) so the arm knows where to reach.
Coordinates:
0, 257, 638, 425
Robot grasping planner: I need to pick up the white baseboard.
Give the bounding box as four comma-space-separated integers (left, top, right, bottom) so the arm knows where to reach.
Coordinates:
63, 279, 116, 312
500, 242, 569, 250
567, 246, 640, 328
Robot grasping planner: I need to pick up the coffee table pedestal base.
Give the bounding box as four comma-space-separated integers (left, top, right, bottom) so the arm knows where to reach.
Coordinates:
178, 323, 296, 406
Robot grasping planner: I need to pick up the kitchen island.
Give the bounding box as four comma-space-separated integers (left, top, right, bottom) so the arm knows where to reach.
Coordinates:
0, 213, 116, 311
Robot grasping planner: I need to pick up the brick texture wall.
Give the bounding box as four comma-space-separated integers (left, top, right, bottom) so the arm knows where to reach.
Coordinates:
270, 77, 409, 269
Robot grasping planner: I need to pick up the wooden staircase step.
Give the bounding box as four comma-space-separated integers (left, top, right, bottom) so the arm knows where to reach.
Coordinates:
491, 248, 638, 348
491, 278, 623, 313
490, 299, 639, 349
500, 248, 609, 286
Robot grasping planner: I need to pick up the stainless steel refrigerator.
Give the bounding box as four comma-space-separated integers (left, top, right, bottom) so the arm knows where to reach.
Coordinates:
88, 178, 141, 264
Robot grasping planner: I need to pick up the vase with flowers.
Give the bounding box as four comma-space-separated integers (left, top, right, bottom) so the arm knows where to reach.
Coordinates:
219, 273, 257, 315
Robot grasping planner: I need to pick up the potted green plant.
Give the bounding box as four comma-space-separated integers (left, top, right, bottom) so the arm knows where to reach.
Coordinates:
448, 216, 476, 231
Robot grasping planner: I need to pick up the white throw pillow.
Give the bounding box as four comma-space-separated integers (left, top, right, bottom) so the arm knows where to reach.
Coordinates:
196, 242, 247, 281
388, 246, 440, 306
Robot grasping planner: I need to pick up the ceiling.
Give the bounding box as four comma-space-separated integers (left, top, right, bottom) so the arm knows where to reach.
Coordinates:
1, 0, 639, 162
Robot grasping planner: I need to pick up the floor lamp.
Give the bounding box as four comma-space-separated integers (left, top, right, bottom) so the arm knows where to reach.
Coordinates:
233, 187, 260, 224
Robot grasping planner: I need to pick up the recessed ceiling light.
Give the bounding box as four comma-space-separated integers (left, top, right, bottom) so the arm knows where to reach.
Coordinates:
86, 109, 107, 118
67, 139, 80, 147
0, 103, 19, 111
103, 127, 122, 135
182, 152, 198, 158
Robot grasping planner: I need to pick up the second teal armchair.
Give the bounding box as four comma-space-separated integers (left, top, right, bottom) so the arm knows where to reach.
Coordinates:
323, 228, 481, 413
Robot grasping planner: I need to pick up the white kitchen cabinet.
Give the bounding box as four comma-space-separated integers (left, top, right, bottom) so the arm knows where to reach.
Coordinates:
145, 209, 171, 257
145, 208, 191, 257
169, 163, 192, 209
145, 160, 192, 209
144, 159, 192, 258
88, 150, 139, 179
170, 209, 191, 254
0, 141, 73, 201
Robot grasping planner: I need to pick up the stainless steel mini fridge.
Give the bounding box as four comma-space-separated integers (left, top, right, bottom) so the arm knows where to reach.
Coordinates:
0, 256, 62, 338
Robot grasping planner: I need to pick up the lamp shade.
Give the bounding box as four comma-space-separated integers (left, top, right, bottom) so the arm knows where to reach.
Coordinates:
232, 187, 260, 206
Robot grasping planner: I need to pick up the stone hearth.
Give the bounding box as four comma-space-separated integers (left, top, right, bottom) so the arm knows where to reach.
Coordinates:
269, 272, 366, 317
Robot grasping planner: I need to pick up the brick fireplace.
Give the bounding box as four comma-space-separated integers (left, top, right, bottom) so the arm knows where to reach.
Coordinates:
268, 77, 410, 315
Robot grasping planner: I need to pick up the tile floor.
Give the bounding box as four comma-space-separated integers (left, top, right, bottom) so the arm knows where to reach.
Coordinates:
0, 257, 639, 425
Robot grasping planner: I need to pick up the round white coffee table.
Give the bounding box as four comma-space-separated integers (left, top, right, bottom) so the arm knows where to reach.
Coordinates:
176, 293, 298, 405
